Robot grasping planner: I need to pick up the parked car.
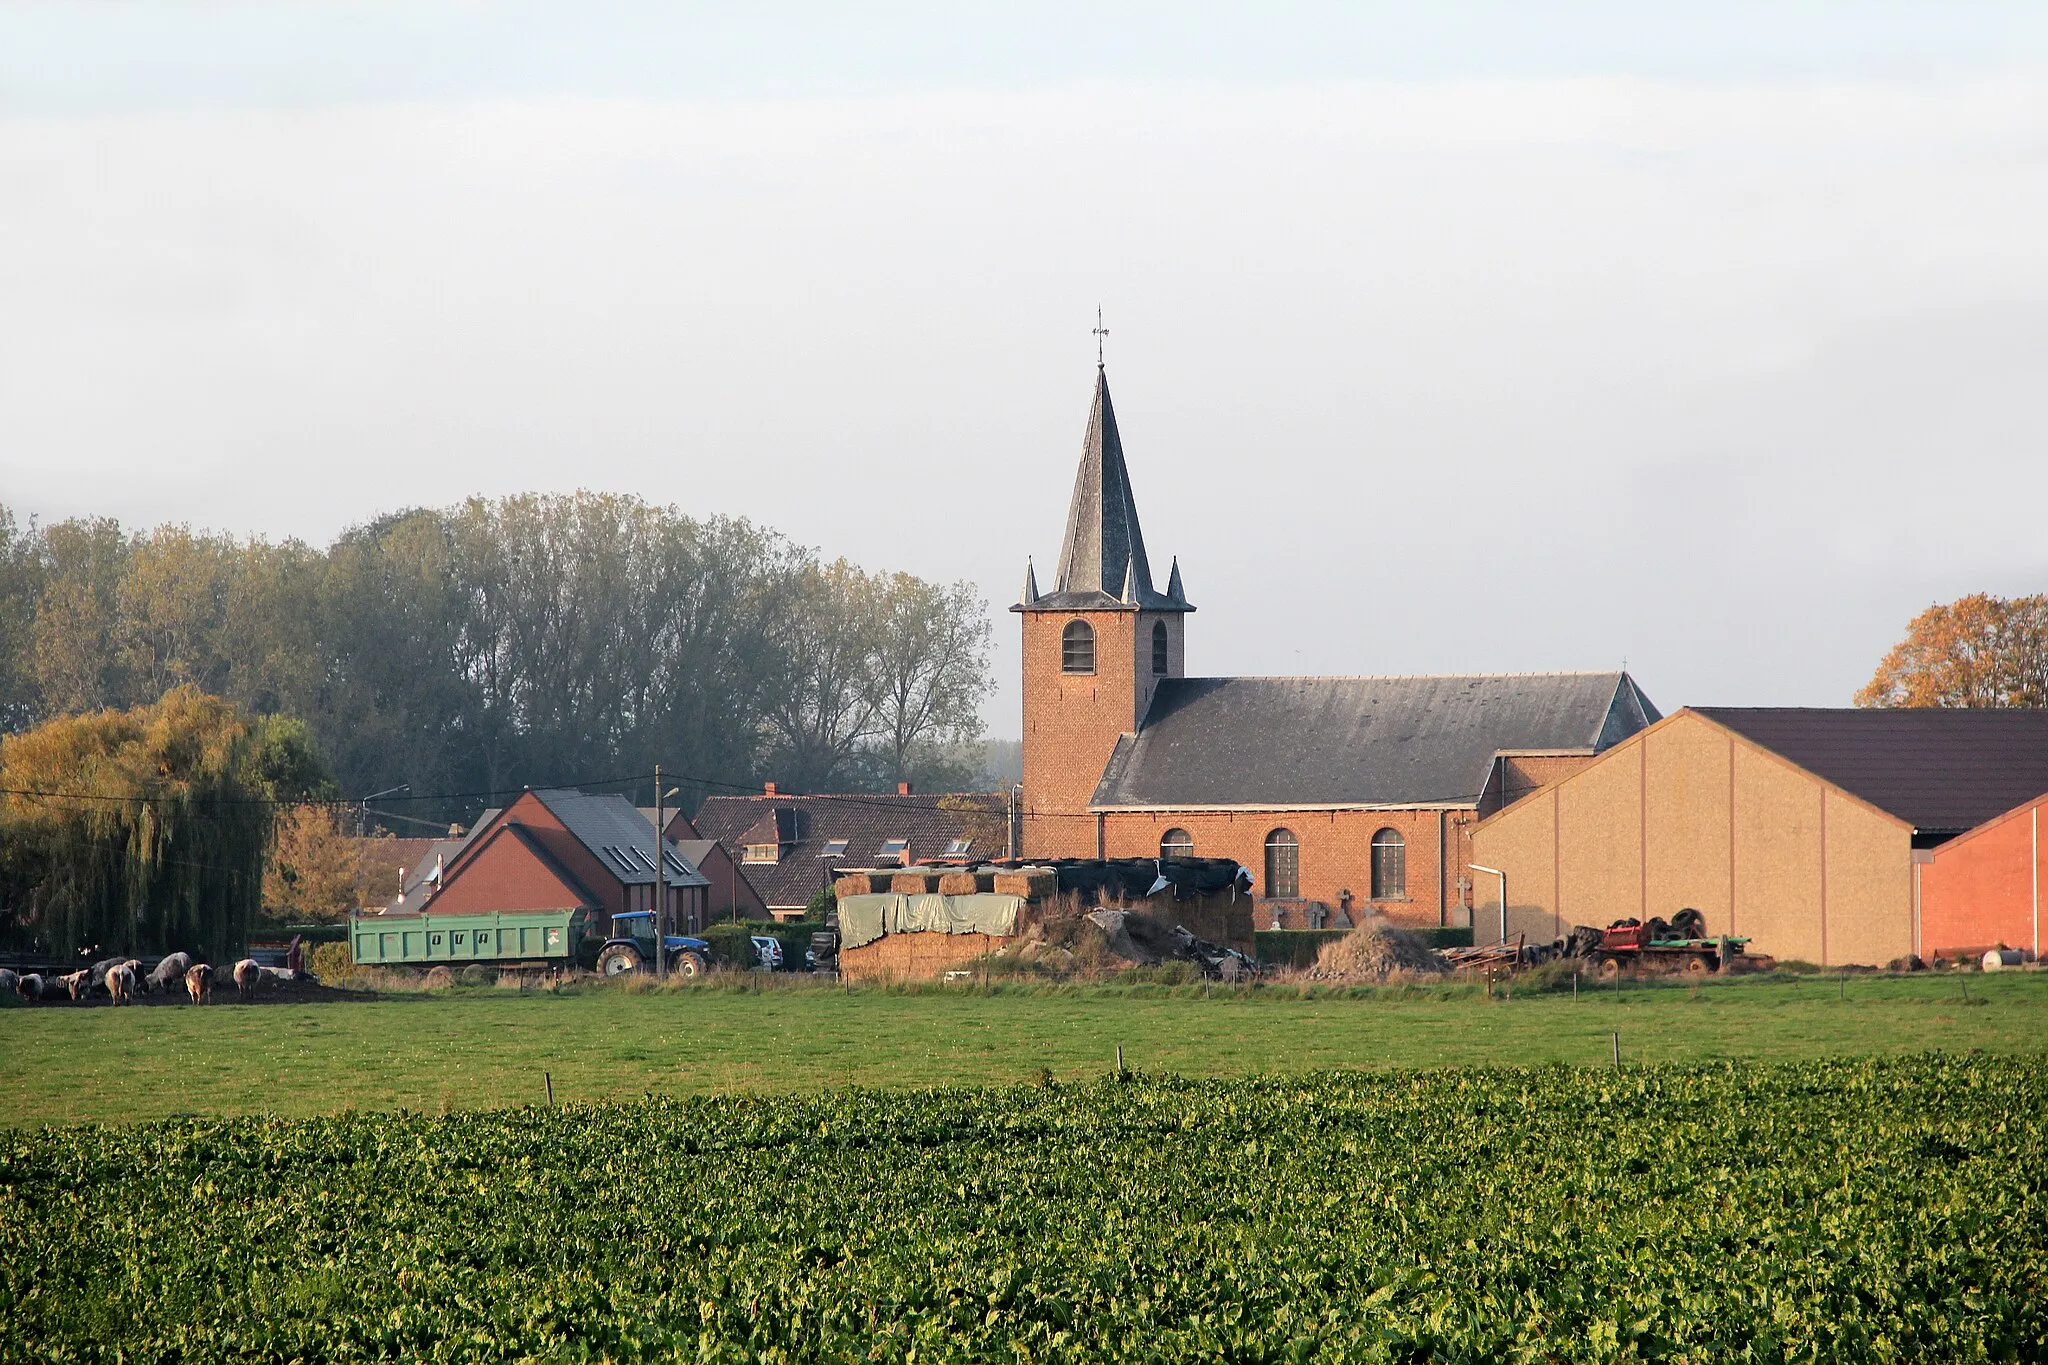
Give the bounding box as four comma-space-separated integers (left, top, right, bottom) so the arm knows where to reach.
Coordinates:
750, 935, 784, 971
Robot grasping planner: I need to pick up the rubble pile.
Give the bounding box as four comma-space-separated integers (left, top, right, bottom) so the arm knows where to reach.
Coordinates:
1301, 923, 1451, 982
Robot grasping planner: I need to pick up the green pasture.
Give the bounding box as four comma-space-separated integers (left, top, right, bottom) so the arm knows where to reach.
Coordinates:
3, 970, 2044, 1127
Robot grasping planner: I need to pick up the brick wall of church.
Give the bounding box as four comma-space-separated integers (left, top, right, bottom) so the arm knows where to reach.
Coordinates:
1098, 807, 1481, 930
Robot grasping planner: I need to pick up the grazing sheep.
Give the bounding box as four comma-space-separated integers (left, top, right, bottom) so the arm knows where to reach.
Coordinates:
59, 970, 90, 1001
87, 957, 125, 992
185, 963, 213, 1005
121, 958, 149, 995
105, 963, 137, 1005
232, 958, 260, 1002
17, 973, 43, 1002
147, 952, 191, 994
0, 969, 16, 998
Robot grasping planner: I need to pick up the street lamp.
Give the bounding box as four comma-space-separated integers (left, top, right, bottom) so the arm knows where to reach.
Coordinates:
355, 785, 409, 910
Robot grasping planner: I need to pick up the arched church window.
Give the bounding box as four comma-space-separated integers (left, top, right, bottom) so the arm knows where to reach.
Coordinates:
1152, 620, 1169, 675
1370, 828, 1406, 900
1061, 620, 1095, 674
1160, 828, 1194, 861
1264, 828, 1299, 899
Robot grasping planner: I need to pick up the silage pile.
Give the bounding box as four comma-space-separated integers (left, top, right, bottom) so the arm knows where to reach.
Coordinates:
1301, 923, 1450, 982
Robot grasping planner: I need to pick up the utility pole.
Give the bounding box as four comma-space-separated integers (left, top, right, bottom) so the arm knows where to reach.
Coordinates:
652, 764, 665, 983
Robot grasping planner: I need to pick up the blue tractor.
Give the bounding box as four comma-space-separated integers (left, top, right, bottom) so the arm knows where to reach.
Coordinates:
595, 910, 711, 979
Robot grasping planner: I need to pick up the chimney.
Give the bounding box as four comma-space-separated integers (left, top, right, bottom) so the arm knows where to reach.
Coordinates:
897, 781, 913, 795
764, 781, 778, 796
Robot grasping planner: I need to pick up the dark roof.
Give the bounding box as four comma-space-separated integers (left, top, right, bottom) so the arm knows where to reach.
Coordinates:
1696, 707, 2048, 834
1015, 367, 1189, 614
1094, 672, 1660, 808
692, 791, 1006, 908
529, 788, 708, 888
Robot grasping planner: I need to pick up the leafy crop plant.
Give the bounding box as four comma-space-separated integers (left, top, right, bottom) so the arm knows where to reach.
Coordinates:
2, 1056, 2042, 1361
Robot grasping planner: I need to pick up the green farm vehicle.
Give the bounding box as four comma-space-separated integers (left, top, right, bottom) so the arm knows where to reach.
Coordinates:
349, 908, 593, 971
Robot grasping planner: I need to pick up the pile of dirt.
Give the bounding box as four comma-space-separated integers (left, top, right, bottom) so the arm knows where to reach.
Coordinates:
1000, 904, 1242, 978
1301, 924, 1450, 982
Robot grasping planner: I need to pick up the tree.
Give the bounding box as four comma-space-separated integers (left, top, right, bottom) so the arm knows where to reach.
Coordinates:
871, 574, 993, 786
757, 560, 885, 791
1856, 593, 2048, 709
0, 686, 328, 961
263, 804, 364, 923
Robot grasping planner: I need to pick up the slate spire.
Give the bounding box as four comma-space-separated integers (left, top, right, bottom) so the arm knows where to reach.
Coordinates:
1016, 364, 1191, 612
1019, 558, 1039, 607
1054, 368, 1158, 602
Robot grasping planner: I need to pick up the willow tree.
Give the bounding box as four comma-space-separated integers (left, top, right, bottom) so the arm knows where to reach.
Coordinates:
0, 686, 326, 961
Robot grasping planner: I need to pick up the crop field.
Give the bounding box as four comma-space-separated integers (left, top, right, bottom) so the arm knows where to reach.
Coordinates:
4, 970, 2047, 1127
3, 1054, 2042, 1361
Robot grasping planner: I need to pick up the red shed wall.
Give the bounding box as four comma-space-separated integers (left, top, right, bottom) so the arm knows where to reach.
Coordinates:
1918, 796, 2047, 959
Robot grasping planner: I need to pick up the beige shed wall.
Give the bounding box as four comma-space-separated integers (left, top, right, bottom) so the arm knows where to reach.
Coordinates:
1473, 710, 1912, 966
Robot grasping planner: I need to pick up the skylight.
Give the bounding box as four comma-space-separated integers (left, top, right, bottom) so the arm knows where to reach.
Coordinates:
820, 839, 850, 858
876, 838, 909, 864
943, 837, 974, 856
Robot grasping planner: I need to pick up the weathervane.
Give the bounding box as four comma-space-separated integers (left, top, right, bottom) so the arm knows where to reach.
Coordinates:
1093, 306, 1108, 368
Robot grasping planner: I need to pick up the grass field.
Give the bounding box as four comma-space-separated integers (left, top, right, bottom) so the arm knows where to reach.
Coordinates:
4, 970, 2044, 1127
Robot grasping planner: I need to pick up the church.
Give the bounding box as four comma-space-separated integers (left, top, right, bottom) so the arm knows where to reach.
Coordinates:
1015, 363, 1660, 930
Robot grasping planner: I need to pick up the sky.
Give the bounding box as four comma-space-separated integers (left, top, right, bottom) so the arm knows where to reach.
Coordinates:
3, 3, 2046, 737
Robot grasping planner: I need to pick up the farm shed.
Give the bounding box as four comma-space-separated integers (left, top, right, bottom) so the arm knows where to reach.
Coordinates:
1916, 791, 2048, 961
832, 856, 1253, 982
1470, 707, 2048, 966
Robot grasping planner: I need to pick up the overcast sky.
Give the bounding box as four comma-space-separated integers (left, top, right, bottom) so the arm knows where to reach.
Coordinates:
3, 3, 2045, 737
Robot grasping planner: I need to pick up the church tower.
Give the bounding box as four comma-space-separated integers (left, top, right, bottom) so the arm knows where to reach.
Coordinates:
1014, 364, 1192, 856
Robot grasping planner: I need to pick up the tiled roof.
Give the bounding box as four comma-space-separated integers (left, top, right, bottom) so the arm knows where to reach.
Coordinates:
1696, 707, 2048, 835
530, 788, 708, 888
692, 791, 1007, 908
1094, 672, 1659, 808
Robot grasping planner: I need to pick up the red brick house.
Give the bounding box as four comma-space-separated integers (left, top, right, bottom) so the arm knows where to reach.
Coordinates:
1014, 363, 1659, 929
402, 788, 709, 933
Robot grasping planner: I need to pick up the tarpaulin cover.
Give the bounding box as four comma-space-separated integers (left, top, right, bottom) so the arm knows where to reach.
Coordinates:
836, 893, 1024, 950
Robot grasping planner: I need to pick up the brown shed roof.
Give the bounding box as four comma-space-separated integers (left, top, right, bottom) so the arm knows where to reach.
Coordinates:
1697, 707, 2048, 836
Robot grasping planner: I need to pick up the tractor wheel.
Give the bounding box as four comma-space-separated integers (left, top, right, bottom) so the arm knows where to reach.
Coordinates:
597, 943, 641, 978
672, 951, 708, 980
1683, 955, 1712, 976
1595, 956, 1622, 980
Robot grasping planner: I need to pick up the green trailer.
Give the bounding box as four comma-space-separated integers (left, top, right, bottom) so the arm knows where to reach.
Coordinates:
349, 908, 593, 969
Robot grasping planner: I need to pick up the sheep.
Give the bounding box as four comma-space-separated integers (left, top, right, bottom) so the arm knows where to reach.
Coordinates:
86, 957, 125, 992
120, 958, 148, 995
185, 963, 213, 1005
105, 963, 137, 1005
0, 969, 16, 998
232, 958, 261, 1002
59, 970, 90, 1001
17, 973, 43, 1002
147, 952, 191, 994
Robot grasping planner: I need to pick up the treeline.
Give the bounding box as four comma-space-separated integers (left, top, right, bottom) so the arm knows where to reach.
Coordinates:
0, 493, 993, 821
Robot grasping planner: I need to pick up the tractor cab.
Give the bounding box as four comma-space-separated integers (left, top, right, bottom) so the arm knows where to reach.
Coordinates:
598, 911, 711, 978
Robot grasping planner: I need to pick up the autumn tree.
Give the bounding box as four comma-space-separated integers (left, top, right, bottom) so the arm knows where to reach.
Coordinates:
1856, 593, 2048, 709
0, 686, 328, 960
263, 804, 365, 922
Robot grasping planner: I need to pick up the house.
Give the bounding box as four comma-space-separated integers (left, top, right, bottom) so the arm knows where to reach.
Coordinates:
692, 783, 1008, 921
640, 807, 755, 925
1470, 707, 2048, 966
400, 788, 710, 932
1013, 361, 1660, 928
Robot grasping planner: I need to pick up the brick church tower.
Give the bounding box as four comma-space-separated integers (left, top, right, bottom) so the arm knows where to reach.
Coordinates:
1014, 364, 1192, 856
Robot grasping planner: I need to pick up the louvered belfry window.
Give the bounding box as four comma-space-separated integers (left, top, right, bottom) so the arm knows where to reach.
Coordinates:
1152, 620, 1169, 675
1264, 829, 1299, 899
1061, 620, 1095, 674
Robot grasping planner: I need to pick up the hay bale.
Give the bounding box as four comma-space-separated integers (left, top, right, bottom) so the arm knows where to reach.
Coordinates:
834, 872, 887, 897
1302, 923, 1450, 982
994, 868, 1058, 900
890, 871, 941, 894
937, 870, 996, 895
